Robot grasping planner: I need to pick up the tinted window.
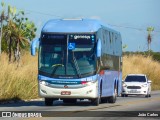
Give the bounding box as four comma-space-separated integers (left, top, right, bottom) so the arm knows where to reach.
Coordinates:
39, 34, 96, 78
125, 76, 146, 82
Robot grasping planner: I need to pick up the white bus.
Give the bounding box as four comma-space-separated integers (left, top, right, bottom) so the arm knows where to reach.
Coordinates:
31, 19, 122, 106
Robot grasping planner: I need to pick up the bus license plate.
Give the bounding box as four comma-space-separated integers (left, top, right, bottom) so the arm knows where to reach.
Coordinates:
61, 91, 71, 95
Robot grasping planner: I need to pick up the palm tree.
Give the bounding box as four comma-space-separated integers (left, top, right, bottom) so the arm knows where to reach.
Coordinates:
12, 14, 36, 62
2, 4, 36, 63
12, 22, 30, 62
3, 20, 14, 62
147, 27, 154, 55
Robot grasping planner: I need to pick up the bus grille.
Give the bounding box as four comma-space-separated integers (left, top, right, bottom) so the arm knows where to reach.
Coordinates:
127, 86, 141, 89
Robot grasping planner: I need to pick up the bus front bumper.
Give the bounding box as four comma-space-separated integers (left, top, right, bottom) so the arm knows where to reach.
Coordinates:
38, 82, 98, 99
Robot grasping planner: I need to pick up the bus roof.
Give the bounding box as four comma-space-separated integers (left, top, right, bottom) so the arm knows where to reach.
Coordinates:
42, 19, 119, 33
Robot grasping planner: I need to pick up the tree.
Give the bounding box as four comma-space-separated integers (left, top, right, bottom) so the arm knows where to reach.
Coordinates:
2, 4, 37, 62
10, 10, 37, 62
0, 1, 8, 56
147, 27, 154, 55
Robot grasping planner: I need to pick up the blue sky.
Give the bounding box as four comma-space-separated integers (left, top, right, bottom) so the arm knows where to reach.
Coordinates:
2, 0, 160, 51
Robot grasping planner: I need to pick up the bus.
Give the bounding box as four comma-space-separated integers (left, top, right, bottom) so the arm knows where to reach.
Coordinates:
31, 19, 122, 106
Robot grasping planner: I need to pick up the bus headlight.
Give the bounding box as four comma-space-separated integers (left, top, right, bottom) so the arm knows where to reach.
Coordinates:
39, 80, 49, 86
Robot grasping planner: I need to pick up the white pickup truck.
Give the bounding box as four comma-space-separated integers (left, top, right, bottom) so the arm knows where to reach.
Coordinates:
122, 74, 152, 98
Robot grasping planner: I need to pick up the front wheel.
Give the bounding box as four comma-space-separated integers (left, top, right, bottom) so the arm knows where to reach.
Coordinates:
145, 90, 150, 98
91, 88, 102, 106
145, 94, 149, 98
91, 97, 100, 106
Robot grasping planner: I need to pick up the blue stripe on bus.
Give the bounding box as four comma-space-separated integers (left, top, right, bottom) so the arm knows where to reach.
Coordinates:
38, 75, 98, 85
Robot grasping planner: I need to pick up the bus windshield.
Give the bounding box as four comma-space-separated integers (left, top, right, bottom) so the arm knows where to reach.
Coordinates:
39, 34, 96, 78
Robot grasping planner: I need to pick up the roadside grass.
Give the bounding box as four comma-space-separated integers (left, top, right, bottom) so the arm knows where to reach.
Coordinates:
0, 53, 159, 101
0, 52, 38, 101
123, 54, 160, 90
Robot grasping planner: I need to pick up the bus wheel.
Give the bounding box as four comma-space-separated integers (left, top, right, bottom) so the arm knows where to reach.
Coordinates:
108, 87, 117, 103
101, 97, 108, 103
45, 98, 53, 106
91, 97, 100, 106
91, 88, 102, 105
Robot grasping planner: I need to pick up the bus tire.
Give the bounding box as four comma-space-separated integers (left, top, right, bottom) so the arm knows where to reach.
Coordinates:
91, 97, 100, 106
45, 98, 53, 106
108, 87, 117, 103
91, 82, 102, 106
101, 97, 108, 103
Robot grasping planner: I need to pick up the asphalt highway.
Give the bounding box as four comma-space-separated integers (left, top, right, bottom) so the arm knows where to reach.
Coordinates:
0, 90, 159, 120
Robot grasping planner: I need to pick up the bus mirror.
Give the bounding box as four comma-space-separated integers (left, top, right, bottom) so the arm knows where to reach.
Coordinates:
97, 39, 102, 57
31, 38, 39, 56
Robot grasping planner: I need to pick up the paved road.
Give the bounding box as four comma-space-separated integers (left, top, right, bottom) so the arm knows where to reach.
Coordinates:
0, 91, 160, 120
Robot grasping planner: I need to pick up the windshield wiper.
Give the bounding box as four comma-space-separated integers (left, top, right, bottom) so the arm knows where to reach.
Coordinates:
51, 64, 64, 75
72, 54, 82, 78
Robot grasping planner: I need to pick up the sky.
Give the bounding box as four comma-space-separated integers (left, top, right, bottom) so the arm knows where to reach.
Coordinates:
2, 0, 160, 52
